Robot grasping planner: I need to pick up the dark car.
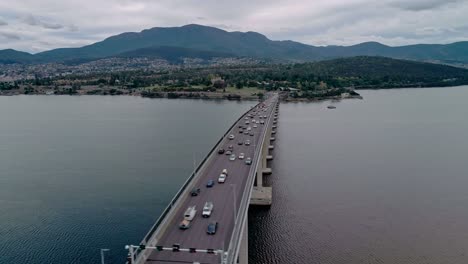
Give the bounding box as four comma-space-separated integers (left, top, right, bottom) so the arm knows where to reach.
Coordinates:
218, 148, 225, 154
207, 222, 218, 235
190, 188, 200, 196
249, 132, 254, 136
237, 141, 243, 145
206, 180, 215, 188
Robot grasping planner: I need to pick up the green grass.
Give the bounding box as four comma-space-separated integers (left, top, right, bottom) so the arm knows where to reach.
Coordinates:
224, 86, 263, 96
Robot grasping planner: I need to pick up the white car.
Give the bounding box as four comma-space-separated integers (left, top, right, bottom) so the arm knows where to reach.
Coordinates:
239, 153, 245, 159
218, 174, 226, 183
256, 121, 260, 124
253, 124, 258, 128
229, 154, 236, 161
247, 127, 252, 131
228, 134, 235, 140
245, 140, 250, 146
184, 206, 197, 221
245, 121, 250, 124
260, 120, 265, 124
202, 202, 214, 218
222, 169, 228, 176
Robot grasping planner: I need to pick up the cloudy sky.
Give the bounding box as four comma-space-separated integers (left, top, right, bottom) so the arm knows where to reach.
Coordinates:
0, 0, 467, 53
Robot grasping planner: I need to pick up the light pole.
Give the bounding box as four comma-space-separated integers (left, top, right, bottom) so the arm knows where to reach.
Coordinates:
230, 184, 237, 225
100, 248, 110, 264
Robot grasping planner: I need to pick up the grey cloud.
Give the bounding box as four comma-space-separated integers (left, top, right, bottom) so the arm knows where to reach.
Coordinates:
0, 19, 7, 26
68, 24, 79, 32
23, 14, 64, 30
390, 0, 463, 11
0, 32, 20, 40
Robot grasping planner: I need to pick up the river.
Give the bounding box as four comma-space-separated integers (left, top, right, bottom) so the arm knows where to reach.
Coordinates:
1, 87, 468, 264
0, 96, 255, 264
249, 86, 468, 264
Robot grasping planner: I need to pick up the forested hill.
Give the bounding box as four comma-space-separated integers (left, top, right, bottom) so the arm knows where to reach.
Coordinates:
2, 24, 468, 64
38, 56, 468, 90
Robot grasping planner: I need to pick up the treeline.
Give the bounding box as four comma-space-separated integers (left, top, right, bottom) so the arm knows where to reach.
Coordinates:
9, 56, 468, 91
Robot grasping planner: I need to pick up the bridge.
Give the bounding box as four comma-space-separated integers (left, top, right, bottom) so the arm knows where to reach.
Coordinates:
125, 93, 280, 264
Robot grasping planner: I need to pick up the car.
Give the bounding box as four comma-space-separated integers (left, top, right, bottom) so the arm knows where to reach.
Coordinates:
207, 222, 218, 235
239, 129, 243, 134
206, 180, 214, 188
256, 121, 260, 124
253, 124, 258, 128
263, 115, 267, 118
190, 188, 200, 196
238, 141, 243, 145
222, 169, 228, 175
238, 124, 244, 128
244, 130, 249, 135
218, 174, 226, 183
228, 145, 234, 150
244, 117, 249, 120
239, 153, 245, 159
245, 157, 252, 165
202, 202, 214, 217
247, 127, 252, 131
179, 219, 191, 230
245, 140, 250, 146
225, 150, 232, 155
218, 148, 225, 154
228, 134, 235, 140
250, 132, 254, 136
252, 119, 256, 123
245, 121, 250, 124
260, 120, 265, 124
229, 154, 236, 161
184, 206, 197, 221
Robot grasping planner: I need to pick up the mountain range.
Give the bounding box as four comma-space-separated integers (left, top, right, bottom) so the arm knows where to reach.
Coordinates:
1, 24, 468, 65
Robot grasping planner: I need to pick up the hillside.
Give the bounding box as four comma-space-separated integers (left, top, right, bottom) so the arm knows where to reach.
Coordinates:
1, 24, 468, 64
114, 46, 236, 63
0, 49, 36, 64
30, 56, 468, 90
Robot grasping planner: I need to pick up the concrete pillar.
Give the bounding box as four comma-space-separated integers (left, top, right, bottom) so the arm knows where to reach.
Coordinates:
238, 217, 248, 264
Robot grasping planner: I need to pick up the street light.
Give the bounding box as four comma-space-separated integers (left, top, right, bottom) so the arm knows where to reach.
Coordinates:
100, 248, 110, 264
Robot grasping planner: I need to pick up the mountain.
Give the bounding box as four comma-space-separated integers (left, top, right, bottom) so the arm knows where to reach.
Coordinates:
114, 46, 235, 63
1, 24, 468, 64
0, 49, 36, 64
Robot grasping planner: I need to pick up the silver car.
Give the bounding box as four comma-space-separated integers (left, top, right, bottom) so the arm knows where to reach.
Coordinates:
229, 154, 236, 161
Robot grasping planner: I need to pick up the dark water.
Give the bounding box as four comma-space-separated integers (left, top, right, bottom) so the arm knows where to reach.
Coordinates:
0, 96, 255, 264
249, 86, 468, 264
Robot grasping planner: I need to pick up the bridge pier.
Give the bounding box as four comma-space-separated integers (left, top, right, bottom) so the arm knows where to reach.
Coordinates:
250, 101, 279, 206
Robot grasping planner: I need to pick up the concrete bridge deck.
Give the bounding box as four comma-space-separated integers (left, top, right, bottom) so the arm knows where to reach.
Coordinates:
127, 94, 279, 264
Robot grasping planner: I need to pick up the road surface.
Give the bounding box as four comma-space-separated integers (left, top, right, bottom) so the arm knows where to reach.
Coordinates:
144, 95, 278, 264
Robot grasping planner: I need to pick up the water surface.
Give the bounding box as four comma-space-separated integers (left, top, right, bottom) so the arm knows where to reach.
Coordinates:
249, 86, 468, 264
0, 96, 255, 264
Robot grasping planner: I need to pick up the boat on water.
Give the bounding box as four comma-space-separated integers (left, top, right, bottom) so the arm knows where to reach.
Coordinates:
327, 105, 336, 109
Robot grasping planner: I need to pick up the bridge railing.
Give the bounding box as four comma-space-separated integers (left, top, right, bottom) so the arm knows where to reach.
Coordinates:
130, 101, 262, 263
224, 95, 277, 264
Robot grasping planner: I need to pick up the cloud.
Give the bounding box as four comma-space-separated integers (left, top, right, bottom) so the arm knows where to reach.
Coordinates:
0, 32, 20, 40
389, 0, 463, 11
0, 0, 467, 52
22, 14, 64, 30
0, 19, 7, 26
